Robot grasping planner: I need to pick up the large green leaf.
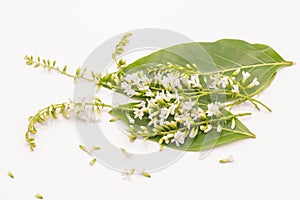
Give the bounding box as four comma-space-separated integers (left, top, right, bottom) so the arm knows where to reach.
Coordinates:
123, 39, 293, 98
110, 104, 255, 151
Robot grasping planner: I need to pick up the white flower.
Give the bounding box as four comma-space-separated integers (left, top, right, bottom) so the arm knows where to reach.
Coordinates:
138, 101, 146, 109
155, 90, 166, 101
189, 74, 201, 88
133, 108, 144, 120
159, 108, 170, 125
183, 119, 192, 130
174, 90, 181, 103
162, 134, 174, 144
165, 91, 175, 101
169, 103, 177, 115
200, 124, 213, 133
217, 123, 222, 133
161, 73, 182, 89
247, 77, 260, 88
121, 82, 136, 97
124, 72, 140, 84
121, 82, 130, 90
206, 102, 222, 117
242, 71, 251, 84
167, 73, 181, 88
191, 107, 204, 120
232, 68, 241, 76
174, 113, 182, 122
209, 74, 220, 89
126, 113, 135, 124
147, 98, 157, 109
145, 89, 154, 97
242, 71, 250, 79
171, 131, 185, 146
140, 75, 150, 85
155, 72, 163, 82
138, 84, 149, 91
181, 99, 195, 112
189, 127, 198, 138
252, 77, 260, 85
148, 117, 158, 126
218, 76, 229, 88
231, 84, 239, 93
179, 112, 193, 130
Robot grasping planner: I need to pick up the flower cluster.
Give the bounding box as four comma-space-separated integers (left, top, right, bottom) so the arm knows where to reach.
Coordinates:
116, 63, 262, 147
208, 68, 260, 94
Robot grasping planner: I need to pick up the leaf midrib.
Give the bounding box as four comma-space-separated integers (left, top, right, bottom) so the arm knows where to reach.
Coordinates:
200, 61, 293, 75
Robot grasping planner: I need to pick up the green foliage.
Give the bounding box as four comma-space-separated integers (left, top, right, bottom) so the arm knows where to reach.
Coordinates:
25, 36, 294, 152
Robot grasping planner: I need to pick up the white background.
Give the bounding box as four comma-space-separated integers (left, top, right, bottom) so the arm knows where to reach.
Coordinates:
1, 0, 300, 199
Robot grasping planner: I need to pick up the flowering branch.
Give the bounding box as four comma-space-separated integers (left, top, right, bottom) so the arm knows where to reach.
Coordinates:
24, 55, 95, 83
25, 97, 111, 151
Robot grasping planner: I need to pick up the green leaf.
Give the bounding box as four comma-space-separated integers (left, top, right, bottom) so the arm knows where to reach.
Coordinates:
122, 39, 293, 98
110, 105, 255, 151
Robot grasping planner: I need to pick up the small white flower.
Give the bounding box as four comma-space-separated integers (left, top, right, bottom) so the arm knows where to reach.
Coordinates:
120, 82, 130, 90
167, 73, 181, 88
200, 124, 213, 133
169, 103, 177, 115
155, 90, 166, 101
217, 123, 222, 133
232, 68, 241, 76
242, 71, 251, 84
174, 113, 182, 122
159, 108, 170, 125
138, 84, 149, 91
231, 84, 239, 93
138, 101, 146, 109
133, 108, 144, 120
121, 170, 135, 181
171, 131, 186, 146
147, 98, 157, 109
209, 74, 220, 89
162, 134, 174, 144
191, 107, 204, 120
189, 127, 198, 138
140, 75, 150, 85
148, 117, 158, 126
218, 76, 229, 88
252, 77, 260, 86
121, 82, 136, 97
181, 99, 195, 112
145, 89, 154, 97
155, 72, 163, 82
174, 90, 181, 103
246, 77, 260, 88
189, 74, 202, 88
124, 72, 140, 84
165, 91, 175, 101
183, 119, 192, 130
206, 102, 222, 117
126, 113, 135, 124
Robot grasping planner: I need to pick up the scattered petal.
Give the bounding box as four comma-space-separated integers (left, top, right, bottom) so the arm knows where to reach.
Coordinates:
219, 154, 234, 163
8, 171, 14, 179
89, 158, 97, 166
142, 171, 151, 178
35, 193, 43, 199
